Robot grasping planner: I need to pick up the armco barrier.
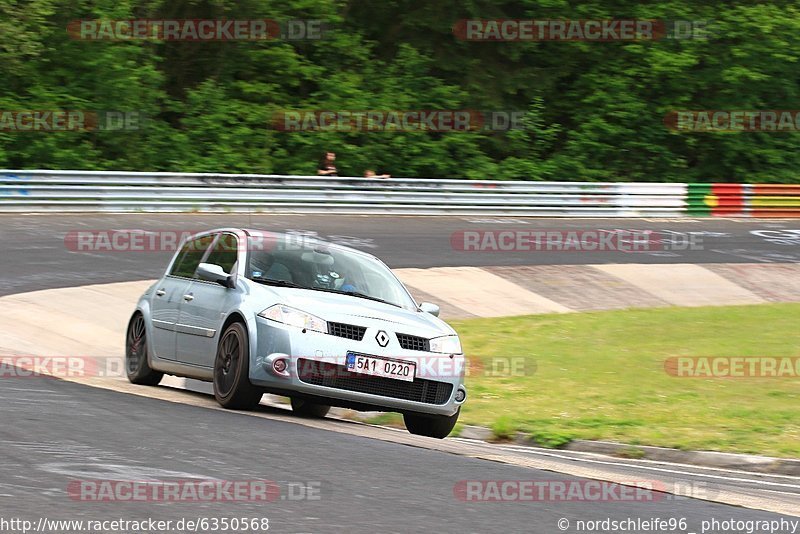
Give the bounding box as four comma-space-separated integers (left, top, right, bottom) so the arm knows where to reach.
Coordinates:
0, 170, 798, 217
687, 184, 800, 217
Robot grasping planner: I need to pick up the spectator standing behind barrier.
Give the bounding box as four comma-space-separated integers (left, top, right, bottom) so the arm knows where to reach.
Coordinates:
317, 151, 338, 176
364, 169, 391, 178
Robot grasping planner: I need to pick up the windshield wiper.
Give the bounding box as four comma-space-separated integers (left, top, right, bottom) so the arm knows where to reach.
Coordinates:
251, 277, 402, 308
311, 287, 402, 308
251, 277, 303, 289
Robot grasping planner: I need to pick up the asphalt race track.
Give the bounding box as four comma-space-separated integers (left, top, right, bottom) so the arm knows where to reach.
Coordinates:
2, 213, 800, 296
1, 213, 799, 533
1, 374, 797, 533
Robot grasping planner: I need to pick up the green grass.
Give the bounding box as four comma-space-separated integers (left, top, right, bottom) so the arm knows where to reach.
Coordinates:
451, 303, 800, 458
491, 415, 517, 441
362, 412, 405, 428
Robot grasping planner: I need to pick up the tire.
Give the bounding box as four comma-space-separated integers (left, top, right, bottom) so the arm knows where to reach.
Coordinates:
213, 322, 263, 410
404, 409, 460, 439
125, 313, 163, 386
290, 397, 331, 418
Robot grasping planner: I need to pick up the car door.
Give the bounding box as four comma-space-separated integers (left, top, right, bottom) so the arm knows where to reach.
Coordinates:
175, 232, 241, 368
149, 233, 215, 361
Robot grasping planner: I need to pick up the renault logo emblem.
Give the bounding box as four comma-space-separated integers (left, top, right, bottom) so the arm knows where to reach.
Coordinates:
375, 330, 390, 347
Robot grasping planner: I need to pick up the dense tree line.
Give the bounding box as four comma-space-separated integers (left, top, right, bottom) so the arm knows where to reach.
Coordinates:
1, 0, 799, 182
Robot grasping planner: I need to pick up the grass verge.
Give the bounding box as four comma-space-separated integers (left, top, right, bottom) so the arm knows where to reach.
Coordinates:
450, 303, 800, 458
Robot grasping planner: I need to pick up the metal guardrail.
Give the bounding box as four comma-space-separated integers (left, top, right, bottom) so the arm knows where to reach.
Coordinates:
686, 183, 800, 217
0, 170, 798, 216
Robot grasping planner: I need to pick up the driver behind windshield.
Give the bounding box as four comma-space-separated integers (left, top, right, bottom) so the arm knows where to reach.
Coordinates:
249, 252, 294, 283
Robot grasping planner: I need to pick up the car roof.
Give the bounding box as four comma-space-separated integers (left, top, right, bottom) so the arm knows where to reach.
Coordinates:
239, 228, 379, 261
180, 228, 380, 262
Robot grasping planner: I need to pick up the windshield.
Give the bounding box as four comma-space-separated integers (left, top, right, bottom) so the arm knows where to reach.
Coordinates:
246, 234, 417, 310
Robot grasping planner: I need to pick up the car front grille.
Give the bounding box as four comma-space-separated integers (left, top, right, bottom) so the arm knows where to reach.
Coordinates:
328, 322, 366, 341
296, 359, 453, 405
396, 333, 429, 351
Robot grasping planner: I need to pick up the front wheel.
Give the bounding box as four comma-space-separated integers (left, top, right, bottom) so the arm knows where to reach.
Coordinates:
125, 313, 163, 386
404, 409, 460, 439
213, 322, 263, 410
290, 397, 331, 418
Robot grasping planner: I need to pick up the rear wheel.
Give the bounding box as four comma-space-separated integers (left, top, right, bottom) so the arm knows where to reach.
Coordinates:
213, 322, 263, 410
404, 409, 460, 439
290, 397, 331, 418
125, 313, 163, 386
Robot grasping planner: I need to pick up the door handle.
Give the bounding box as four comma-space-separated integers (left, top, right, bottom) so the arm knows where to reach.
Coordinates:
183, 294, 194, 302
155, 289, 166, 297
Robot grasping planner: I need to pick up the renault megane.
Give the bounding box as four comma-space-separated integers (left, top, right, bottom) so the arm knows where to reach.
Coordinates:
125, 228, 466, 438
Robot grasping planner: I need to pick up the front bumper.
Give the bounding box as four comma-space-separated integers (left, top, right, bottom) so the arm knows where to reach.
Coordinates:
250, 316, 466, 416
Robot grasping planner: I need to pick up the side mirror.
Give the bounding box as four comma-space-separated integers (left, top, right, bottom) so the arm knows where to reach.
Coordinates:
419, 302, 440, 317
196, 263, 233, 288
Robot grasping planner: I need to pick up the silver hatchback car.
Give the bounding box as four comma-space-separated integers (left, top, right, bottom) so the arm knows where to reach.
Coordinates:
125, 228, 467, 438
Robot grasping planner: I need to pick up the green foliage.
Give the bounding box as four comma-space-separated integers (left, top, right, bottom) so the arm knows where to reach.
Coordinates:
491, 415, 517, 441
1, 0, 799, 182
527, 429, 575, 449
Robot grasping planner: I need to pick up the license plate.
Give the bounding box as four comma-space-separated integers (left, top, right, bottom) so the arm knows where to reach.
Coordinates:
346, 352, 415, 382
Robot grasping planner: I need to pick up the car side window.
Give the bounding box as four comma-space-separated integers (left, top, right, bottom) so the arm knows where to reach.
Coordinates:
170, 234, 215, 278
205, 233, 239, 275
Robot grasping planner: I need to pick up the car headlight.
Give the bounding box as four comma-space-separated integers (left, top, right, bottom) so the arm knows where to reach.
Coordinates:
429, 335, 462, 354
258, 304, 327, 333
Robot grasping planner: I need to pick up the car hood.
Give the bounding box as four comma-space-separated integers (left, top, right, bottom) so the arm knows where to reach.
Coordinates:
251, 284, 453, 336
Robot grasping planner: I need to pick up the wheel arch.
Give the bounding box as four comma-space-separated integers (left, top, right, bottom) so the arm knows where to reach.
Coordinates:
133, 294, 155, 351
219, 310, 258, 368
127, 306, 154, 365
125, 307, 163, 385
221, 310, 248, 333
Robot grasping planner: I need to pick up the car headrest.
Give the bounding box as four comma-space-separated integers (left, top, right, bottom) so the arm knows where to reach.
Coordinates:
300, 251, 335, 266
